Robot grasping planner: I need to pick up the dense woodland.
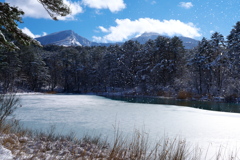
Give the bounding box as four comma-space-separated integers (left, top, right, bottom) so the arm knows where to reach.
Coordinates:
0, 22, 239, 99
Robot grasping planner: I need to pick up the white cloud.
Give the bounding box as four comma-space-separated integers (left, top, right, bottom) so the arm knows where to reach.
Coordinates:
95, 10, 103, 15
92, 36, 102, 42
98, 26, 109, 32
210, 30, 216, 34
82, 0, 126, 12
179, 2, 193, 9
21, 27, 47, 38
151, 1, 157, 5
42, 32, 47, 36
6, 0, 83, 20
93, 18, 201, 43
145, 0, 156, 5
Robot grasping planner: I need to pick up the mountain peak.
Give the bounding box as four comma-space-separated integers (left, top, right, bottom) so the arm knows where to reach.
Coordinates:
131, 32, 199, 49
140, 32, 160, 37
131, 32, 160, 44
36, 30, 92, 47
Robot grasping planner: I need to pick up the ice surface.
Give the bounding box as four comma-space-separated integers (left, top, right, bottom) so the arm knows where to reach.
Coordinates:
15, 94, 240, 158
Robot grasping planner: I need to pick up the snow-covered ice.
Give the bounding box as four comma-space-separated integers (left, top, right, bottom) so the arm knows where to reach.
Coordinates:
14, 94, 240, 158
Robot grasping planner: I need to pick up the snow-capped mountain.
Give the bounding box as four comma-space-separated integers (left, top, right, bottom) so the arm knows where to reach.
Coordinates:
35, 30, 92, 47
178, 36, 199, 49
131, 32, 160, 44
132, 32, 199, 49
36, 30, 199, 49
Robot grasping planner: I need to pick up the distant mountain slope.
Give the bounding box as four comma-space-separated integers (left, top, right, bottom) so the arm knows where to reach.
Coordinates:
35, 30, 92, 46
178, 36, 199, 49
131, 32, 199, 49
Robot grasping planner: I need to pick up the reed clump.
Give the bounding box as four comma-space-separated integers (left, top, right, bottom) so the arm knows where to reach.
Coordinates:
107, 128, 201, 160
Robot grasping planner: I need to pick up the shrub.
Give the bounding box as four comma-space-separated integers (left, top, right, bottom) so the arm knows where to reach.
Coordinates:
45, 91, 57, 94
157, 90, 173, 97
0, 94, 20, 126
177, 91, 192, 100
224, 94, 238, 103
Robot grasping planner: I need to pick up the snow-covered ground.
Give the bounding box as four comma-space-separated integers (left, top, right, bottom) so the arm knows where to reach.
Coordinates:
0, 145, 13, 160
0, 133, 108, 159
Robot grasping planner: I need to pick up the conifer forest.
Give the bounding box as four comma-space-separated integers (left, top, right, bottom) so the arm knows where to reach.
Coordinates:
0, 22, 239, 100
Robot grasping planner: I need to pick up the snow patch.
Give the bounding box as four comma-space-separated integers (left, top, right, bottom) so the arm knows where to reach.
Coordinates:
15, 92, 43, 95
0, 145, 13, 160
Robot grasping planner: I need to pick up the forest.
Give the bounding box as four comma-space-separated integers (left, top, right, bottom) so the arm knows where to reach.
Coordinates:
0, 21, 239, 101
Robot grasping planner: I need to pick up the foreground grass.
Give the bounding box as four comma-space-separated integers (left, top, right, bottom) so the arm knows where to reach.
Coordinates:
0, 120, 239, 160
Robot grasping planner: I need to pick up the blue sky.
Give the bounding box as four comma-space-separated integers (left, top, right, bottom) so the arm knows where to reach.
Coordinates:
3, 0, 240, 42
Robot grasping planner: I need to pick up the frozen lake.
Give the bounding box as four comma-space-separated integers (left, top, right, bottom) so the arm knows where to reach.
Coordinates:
15, 94, 240, 157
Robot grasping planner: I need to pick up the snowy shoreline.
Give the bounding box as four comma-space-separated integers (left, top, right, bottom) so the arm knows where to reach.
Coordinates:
11, 90, 231, 103
97, 91, 227, 103
15, 92, 44, 95
0, 132, 109, 159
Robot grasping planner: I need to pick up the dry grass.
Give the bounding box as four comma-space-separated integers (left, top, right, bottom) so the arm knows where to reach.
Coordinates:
107, 129, 203, 160
107, 129, 240, 160
0, 121, 240, 159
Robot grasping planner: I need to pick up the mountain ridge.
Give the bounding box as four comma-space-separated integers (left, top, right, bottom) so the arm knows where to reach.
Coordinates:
35, 30, 199, 49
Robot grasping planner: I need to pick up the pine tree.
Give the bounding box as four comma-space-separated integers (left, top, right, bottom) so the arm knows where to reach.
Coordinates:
188, 38, 211, 94
209, 32, 227, 94
227, 21, 240, 79
227, 21, 240, 54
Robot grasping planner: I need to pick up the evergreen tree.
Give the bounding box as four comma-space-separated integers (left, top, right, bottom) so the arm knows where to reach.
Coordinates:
121, 40, 141, 88
0, 1, 70, 50
209, 32, 227, 94
227, 21, 240, 79
18, 46, 49, 91
227, 21, 240, 55
152, 36, 181, 86
189, 38, 211, 94
0, 48, 21, 92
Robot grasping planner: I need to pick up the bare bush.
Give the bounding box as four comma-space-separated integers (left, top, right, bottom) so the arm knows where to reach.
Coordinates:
177, 91, 192, 100
0, 94, 20, 126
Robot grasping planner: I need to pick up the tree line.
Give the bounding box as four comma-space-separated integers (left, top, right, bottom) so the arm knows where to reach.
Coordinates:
0, 21, 239, 99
